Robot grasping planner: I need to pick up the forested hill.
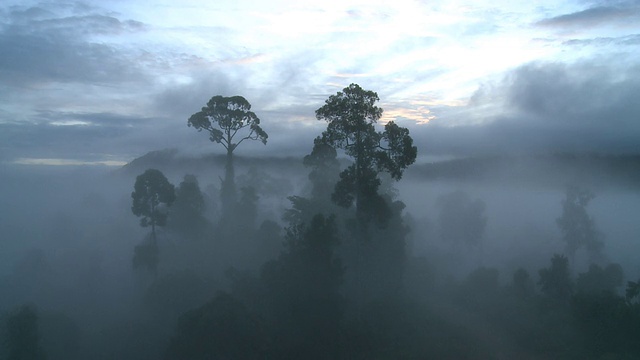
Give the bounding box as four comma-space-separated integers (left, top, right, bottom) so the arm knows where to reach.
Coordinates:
409, 153, 640, 189
117, 148, 306, 179
119, 149, 640, 190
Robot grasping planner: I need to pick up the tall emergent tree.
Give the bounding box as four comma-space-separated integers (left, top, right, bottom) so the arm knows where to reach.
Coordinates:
131, 169, 176, 272
187, 95, 267, 216
315, 83, 417, 225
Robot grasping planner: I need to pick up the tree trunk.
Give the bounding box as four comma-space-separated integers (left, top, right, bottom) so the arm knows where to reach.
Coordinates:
151, 201, 157, 244
355, 130, 363, 225
221, 148, 237, 221
151, 202, 158, 280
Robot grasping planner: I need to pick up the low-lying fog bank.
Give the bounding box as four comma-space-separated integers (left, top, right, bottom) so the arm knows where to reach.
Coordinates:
1, 151, 639, 359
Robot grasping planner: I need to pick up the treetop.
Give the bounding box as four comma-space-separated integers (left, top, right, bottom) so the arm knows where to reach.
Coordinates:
187, 95, 268, 149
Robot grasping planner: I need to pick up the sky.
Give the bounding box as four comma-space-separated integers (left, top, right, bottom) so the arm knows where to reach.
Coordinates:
0, 0, 639, 166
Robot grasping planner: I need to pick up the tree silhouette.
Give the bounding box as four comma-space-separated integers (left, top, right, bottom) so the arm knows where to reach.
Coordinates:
283, 138, 342, 228
6, 305, 46, 360
315, 83, 417, 225
261, 214, 345, 358
575, 263, 623, 295
303, 137, 341, 202
165, 292, 266, 360
538, 254, 573, 304
187, 95, 267, 218
168, 174, 209, 240
131, 169, 175, 273
556, 185, 603, 265
626, 279, 640, 303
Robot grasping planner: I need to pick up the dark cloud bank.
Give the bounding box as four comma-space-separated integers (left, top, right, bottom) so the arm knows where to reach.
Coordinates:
536, 4, 640, 28
419, 59, 640, 156
3, 58, 640, 163
0, 4, 147, 86
2, 3, 639, 163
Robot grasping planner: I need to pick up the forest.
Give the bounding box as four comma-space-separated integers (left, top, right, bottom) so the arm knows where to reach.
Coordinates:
1, 84, 640, 359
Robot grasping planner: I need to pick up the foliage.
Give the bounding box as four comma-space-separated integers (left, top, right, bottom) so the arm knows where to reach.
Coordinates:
261, 214, 345, 358
303, 137, 341, 201
10, 85, 640, 360
164, 292, 266, 360
572, 291, 639, 357
187, 95, 267, 219
511, 268, 535, 299
37, 312, 80, 360
315, 83, 417, 223
556, 185, 603, 263
575, 263, 623, 295
187, 95, 267, 152
173, 175, 205, 217
282, 195, 316, 227
626, 279, 640, 303
538, 254, 573, 304
167, 174, 210, 240
353, 195, 409, 301
6, 305, 46, 360
131, 169, 174, 274
131, 169, 176, 232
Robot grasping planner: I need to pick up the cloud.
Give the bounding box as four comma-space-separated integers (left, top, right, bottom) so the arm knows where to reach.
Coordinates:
151, 64, 329, 159
562, 34, 640, 47
0, 111, 161, 162
13, 158, 127, 166
417, 59, 640, 156
0, 4, 149, 86
536, 5, 640, 28
381, 97, 439, 125
504, 62, 639, 127
151, 44, 340, 126
153, 70, 239, 121
2, 1, 638, 165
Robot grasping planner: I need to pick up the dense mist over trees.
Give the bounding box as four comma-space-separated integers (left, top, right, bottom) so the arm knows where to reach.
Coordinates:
2, 84, 640, 359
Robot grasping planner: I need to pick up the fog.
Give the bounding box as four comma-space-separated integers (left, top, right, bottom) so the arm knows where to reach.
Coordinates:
2, 0, 640, 357
2, 141, 640, 359
401, 175, 640, 281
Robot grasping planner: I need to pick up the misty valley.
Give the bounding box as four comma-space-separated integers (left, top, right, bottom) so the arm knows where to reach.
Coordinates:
1, 86, 640, 359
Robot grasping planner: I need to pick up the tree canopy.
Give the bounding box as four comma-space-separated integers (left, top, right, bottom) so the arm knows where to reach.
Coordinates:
131, 169, 176, 234
538, 254, 573, 304
556, 185, 603, 264
187, 95, 267, 220
6, 305, 46, 360
168, 174, 210, 240
187, 95, 267, 153
131, 169, 175, 274
315, 83, 417, 223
